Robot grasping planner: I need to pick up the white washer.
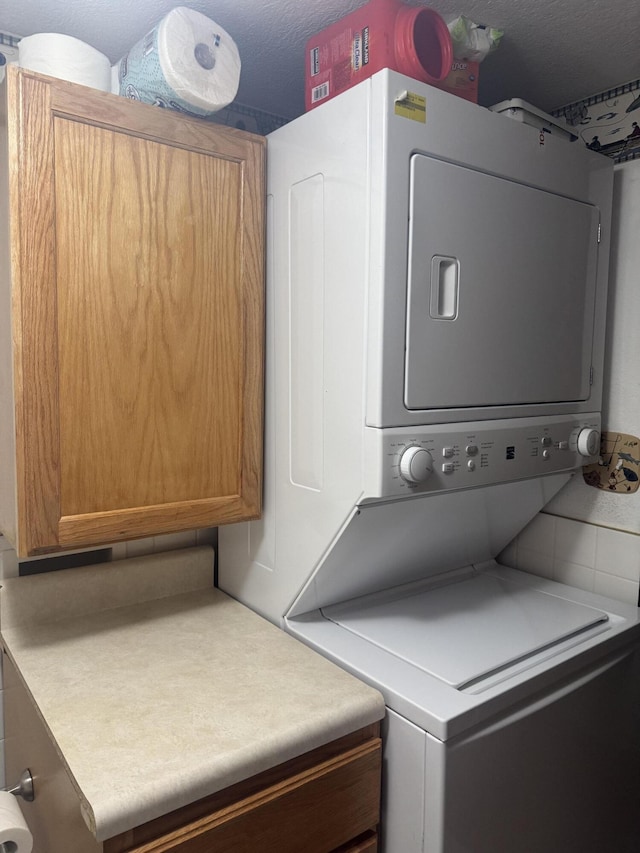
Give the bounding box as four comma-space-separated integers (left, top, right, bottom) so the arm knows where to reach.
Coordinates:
288, 562, 640, 851
219, 71, 639, 851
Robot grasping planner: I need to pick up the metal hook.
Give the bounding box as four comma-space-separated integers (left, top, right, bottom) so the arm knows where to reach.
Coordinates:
3, 769, 34, 802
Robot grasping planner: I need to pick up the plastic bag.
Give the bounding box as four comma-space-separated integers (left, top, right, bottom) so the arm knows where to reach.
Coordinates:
447, 15, 503, 63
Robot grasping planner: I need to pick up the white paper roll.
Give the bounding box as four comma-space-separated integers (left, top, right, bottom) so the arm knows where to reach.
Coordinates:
0, 791, 33, 852
18, 33, 111, 92
110, 61, 121, 95
117, 7, 241, 116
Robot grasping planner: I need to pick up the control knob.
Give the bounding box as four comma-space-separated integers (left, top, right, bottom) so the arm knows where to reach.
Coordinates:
576, 428, 600, 458
399, 446, 434, 484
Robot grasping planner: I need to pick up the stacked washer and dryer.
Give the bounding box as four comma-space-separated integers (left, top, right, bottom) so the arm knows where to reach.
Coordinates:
219, 70, 640, 852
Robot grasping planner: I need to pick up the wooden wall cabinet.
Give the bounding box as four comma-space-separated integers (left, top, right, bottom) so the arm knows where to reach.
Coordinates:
0, 66, 265, 556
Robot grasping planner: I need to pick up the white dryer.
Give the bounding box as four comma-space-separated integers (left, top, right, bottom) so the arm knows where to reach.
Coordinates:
219, 70, 640, 852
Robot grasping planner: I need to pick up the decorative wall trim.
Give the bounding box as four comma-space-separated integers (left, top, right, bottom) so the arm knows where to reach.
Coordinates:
553, 79, 640, 163
0, 31, 20, 48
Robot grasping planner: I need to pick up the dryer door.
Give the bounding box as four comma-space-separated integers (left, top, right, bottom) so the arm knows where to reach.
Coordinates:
404, 154, 600, 411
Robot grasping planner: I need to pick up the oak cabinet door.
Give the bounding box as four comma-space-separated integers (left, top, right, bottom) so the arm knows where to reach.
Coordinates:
2, 67, 264, 555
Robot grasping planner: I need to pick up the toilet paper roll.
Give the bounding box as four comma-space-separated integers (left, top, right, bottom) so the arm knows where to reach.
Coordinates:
117, 6, 241, 116
18, 33, 111, 91
0, 791, 33, 852
110, 61, 121, 95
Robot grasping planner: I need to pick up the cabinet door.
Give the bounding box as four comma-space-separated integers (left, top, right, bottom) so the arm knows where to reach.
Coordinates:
7, 68, 264, 555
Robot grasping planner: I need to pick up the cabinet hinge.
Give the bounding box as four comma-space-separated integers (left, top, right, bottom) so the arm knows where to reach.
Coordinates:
597, 222, 602, 244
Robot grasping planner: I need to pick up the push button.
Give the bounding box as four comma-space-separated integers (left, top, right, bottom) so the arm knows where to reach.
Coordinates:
442, 463, 455, 473
467, 460, 476, 471
442, 447, 455, 458
465, 445, 478, 456
542, 449, 552, 460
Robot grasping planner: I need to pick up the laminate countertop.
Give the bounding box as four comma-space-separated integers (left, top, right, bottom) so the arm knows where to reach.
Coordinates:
0, 546, 384, 842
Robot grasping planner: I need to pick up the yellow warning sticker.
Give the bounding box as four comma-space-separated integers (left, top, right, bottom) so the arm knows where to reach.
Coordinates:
394, 92, 426, 123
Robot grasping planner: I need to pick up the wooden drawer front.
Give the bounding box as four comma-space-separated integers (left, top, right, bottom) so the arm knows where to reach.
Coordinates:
126, 739, 381, 853
335, 830, 378, 852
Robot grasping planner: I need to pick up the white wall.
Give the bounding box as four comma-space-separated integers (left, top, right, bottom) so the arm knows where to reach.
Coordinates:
500, 513, 639, 604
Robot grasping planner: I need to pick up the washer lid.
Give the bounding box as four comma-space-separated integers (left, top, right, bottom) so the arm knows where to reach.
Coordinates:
322, 572, 609, 689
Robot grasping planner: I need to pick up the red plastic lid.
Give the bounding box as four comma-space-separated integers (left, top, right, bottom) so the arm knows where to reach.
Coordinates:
394, 5, 453, 83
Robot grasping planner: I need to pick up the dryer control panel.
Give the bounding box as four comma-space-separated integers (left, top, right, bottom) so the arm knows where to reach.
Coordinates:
363, 414, 601, 499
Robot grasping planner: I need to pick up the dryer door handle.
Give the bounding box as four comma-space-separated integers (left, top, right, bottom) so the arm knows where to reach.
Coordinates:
430, 255, 459, 320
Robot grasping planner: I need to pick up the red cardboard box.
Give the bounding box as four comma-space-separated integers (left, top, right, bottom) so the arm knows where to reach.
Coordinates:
305, 0, 452, 111
431, 59, 479, 103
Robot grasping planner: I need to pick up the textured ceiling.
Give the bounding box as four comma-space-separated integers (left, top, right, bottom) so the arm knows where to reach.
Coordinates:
2, 0, 639, 119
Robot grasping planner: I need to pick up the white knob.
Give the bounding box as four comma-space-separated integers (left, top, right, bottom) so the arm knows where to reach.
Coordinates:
399, 446, 434, 484
576, 428, 600, 457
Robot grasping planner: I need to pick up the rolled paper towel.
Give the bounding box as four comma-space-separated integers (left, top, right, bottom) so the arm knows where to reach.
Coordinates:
18, 33, 111, 91
110, 61, 121, 95
117, 6, 241, 116
0, 791, 33, 852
